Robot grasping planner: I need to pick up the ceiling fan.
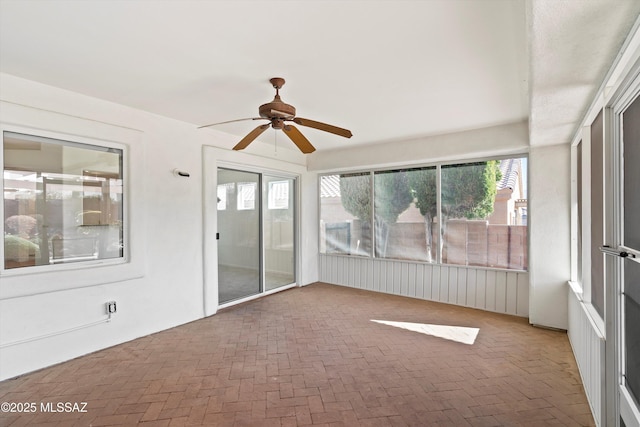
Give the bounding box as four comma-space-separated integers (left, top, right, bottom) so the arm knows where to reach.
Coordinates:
198, 78, 352, 153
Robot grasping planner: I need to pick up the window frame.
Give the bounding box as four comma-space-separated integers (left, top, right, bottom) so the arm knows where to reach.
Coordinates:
267, 180, 290, 210
372, 166, 437, 262
0, 120, 145, 300
2, 130, 128, 273
318, 153, 529, 272
319, 171, 373, 258
571, 120, 606, 335
236, 182, 256, 211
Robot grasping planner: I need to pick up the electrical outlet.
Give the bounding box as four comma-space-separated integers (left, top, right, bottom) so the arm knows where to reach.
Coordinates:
106, 301, 117, 314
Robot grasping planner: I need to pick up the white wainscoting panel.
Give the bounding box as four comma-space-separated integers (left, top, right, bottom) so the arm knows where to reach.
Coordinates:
567, 283, 604, 426
319, 255, 529, 317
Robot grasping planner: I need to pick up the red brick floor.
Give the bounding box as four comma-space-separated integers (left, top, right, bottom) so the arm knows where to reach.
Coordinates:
0, 283, 594, 426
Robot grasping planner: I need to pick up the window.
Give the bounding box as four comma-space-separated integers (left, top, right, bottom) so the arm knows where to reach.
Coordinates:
3, 132, 123, 269
319, 173, 371, 257
319, 156, 528, 271
576, 140, 583, 285
572, 114, 606, 322
236, 182, 256, 210
268, 180, 289, 210
217, 183, 233, 210
373, 167, 436, 262
590, 111, 605, 317
441, 159, 527, 270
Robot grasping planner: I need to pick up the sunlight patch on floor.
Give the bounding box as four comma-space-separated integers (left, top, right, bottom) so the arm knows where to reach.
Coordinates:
371, 319, 480, 345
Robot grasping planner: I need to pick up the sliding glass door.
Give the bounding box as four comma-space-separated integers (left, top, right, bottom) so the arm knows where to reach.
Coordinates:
217, 169, 261, 304
217, 168, 296, 305
264, 175, 295, 291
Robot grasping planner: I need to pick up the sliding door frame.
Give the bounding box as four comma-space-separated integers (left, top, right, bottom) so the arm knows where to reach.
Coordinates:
202, 145, 302, 316
216, 163, 298, 310
607, 69, 640, 427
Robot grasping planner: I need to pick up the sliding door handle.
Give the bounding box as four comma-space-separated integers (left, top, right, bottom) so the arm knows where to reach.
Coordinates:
600, 245, 636, 258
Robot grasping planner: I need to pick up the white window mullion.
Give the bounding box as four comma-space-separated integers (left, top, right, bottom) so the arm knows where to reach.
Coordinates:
581, 125, 593, 304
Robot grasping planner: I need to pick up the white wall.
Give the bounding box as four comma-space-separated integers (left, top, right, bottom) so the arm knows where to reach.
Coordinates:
568, 282, 605, 426
0, 73, 312, 380
320, 256, 530, 317
308, 121, 529, 172
528, 144, 571, 329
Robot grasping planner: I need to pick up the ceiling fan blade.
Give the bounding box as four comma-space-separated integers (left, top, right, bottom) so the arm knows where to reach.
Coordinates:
292, 117, 352, 138
232, 124, 270, 151
198, 117, 267, 129
282, 125, 316, 154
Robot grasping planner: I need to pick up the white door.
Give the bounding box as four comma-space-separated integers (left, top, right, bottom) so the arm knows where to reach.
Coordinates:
217, 168, 262, 304
606, 80, 640, 427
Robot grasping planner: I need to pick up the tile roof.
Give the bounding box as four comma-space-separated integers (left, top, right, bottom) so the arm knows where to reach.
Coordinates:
320, 175, 341, 198
497, 158, 520, 191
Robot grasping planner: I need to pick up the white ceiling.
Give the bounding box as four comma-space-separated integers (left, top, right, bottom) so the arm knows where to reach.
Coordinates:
1, 0, 639, 152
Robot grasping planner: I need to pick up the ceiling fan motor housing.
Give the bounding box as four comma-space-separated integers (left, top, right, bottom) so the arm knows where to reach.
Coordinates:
259, 77, 296, 125
259, 98, 296, 121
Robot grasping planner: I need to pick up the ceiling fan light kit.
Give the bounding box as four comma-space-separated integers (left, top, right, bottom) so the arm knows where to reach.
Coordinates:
199, 77, 352, 154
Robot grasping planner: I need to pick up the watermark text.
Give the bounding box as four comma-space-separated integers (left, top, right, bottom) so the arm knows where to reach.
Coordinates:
1, 401, 88, 413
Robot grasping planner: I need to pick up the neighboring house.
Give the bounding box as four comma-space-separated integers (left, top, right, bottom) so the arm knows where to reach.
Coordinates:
488, 158, 527, 226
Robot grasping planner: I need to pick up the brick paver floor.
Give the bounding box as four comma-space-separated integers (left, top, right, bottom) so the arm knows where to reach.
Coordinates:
0, 282, 595, 426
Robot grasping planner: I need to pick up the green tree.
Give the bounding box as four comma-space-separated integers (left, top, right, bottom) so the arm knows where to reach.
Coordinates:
338, 162, 501, 261
408, 161, 501, 261
339, 171, 414, 257
406, 167, 437, 261
440, 161, 501, 219
373, 171, 414, 257
339, 173, 371, 223
339, 173, 372, 255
